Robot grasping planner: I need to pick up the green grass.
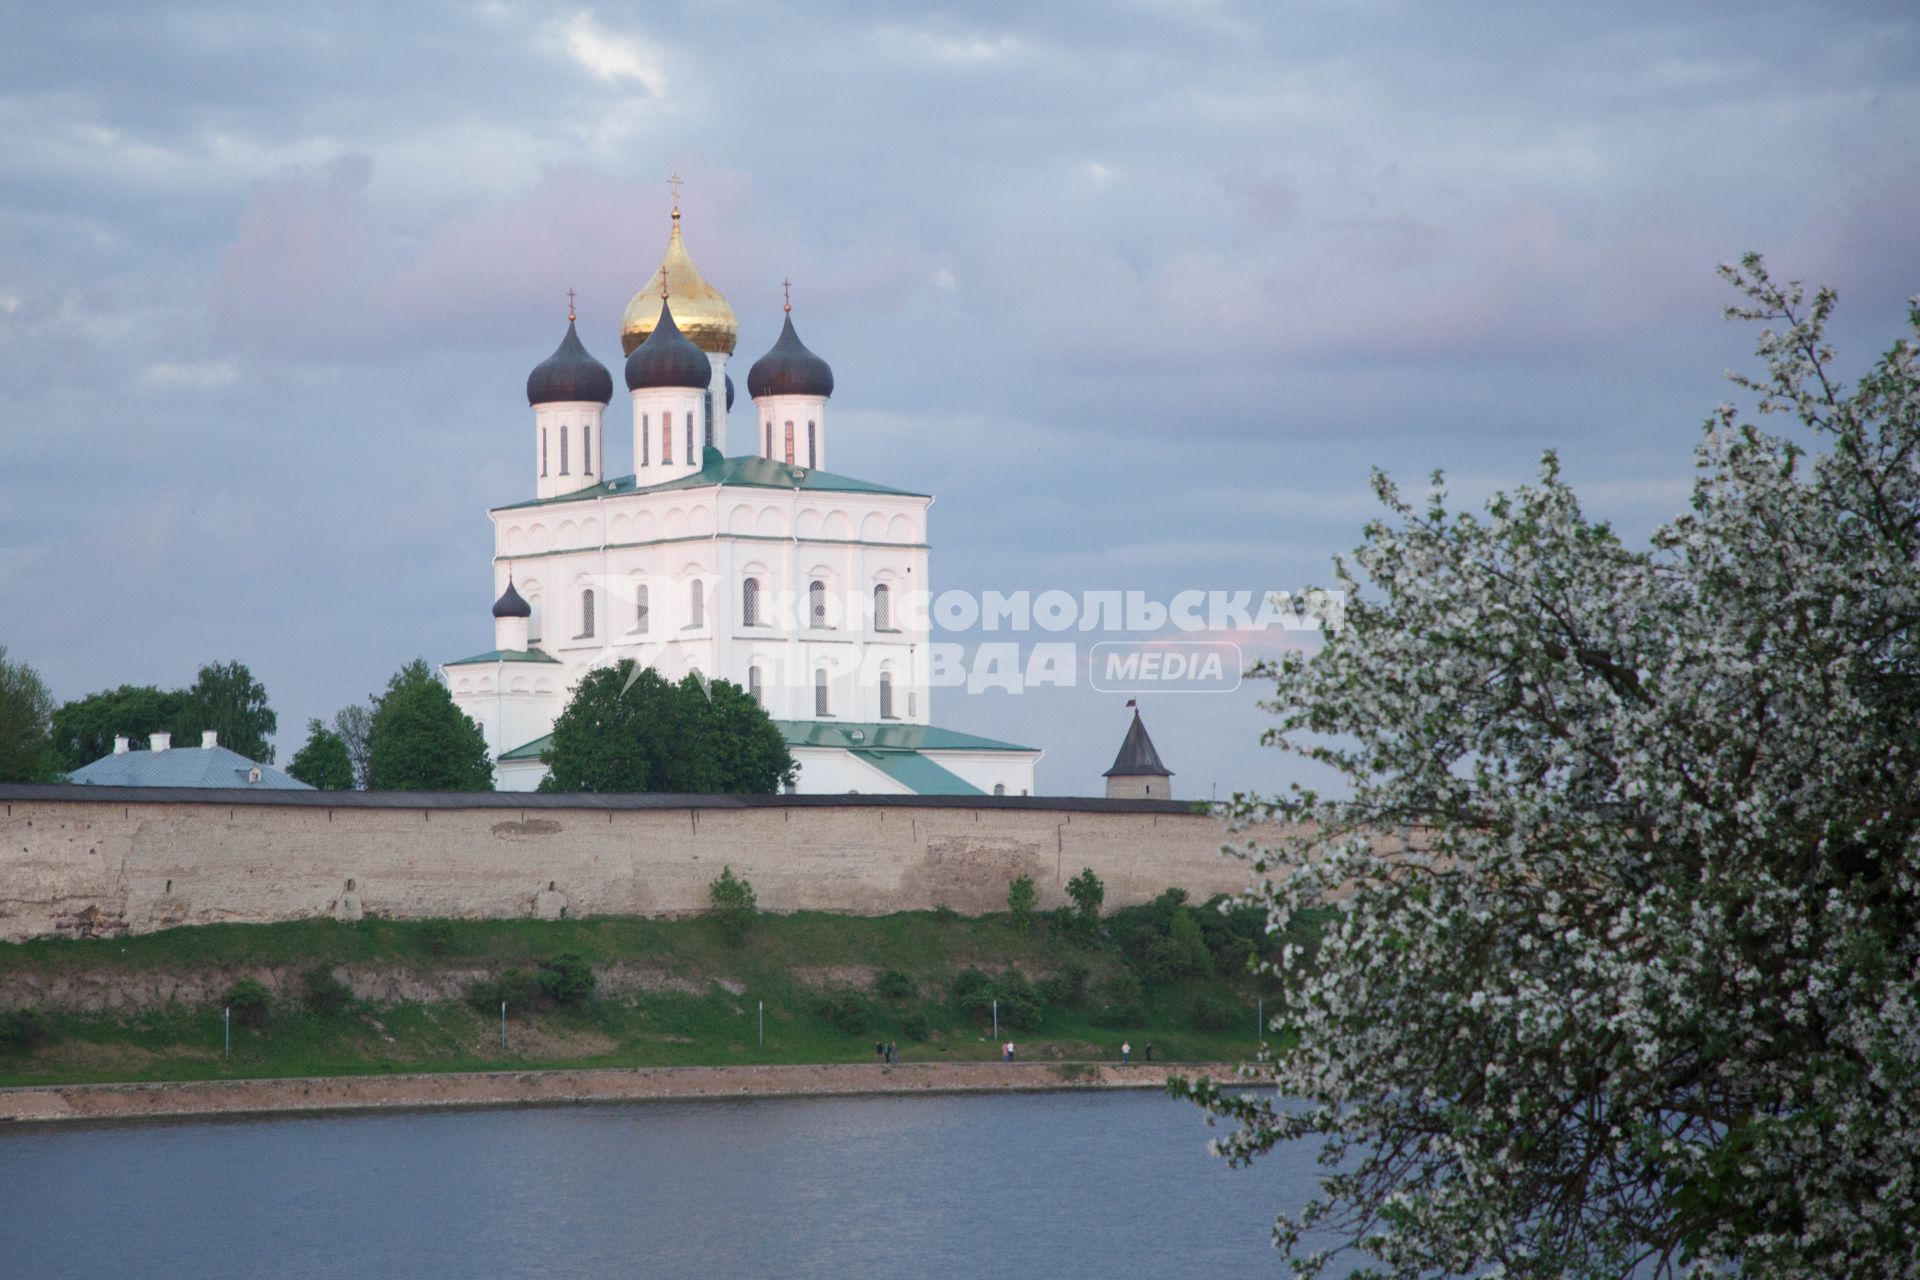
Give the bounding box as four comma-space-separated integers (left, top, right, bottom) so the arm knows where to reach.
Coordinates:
0, 908, 1306, 1087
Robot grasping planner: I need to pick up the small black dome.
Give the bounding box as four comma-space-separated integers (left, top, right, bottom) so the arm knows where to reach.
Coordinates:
492, 580, 532, 618
624, 301, 712, 391
747, 313, 834, 399
725, 373, 735, 412
526, 320, 613, 406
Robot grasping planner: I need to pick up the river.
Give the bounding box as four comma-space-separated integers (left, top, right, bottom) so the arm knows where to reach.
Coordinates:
0, 1089, 1353, 1277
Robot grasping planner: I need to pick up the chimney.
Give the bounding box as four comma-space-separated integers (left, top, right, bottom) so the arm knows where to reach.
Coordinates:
150, 732, 172, 752
113, 736, 131, 754
201, 730, 218, 749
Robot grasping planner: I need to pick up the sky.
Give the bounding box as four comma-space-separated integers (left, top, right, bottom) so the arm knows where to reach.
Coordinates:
2, 0, 1918, 797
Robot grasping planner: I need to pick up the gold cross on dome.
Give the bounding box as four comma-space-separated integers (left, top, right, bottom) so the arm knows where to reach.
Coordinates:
782, 278, 791, 312
566, 287, 576, 322
668, 172, 683, 209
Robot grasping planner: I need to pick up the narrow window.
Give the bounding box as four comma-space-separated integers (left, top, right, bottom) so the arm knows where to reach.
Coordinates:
907, 691, 917, 717
579, 588, 595, 638
560, 425, 569, 475
808, 421, 817, 470
879, 672, 895, 720
784, 422, 795, 465
704, 390, 714, 448
541, 427, 548, 477
743, 577, 761, 627
689, 580, 705, 629
749, 666, 763, 707
685, 417, 693, 467
635, 584, 650, 633
815, 668, 829, 716
810, 579, 827, 628
663, 412, 673, 465
583, 423, 592, 475
873, 583, 891, 631
642, 414, 650, 465
765, 420, 773, 457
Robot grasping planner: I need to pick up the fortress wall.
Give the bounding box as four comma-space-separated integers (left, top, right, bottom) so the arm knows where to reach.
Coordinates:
0, 790, 1279, 942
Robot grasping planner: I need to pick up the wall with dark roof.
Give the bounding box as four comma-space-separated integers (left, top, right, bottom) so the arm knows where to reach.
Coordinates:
0, 786, 1282, 942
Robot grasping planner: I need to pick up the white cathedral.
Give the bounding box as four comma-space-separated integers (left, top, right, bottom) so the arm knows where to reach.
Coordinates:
445, 199, 1041, 796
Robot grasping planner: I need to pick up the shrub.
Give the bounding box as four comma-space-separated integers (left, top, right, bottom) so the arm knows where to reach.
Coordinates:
931, 902, 959, 923
420, 919, 456, 955
1039, 959, 1090, 1008
1043, 905, 1077, 939
950, 967, 995, 1015
994, 969, 1043, 1031
814, 988, 875, 1034
1007, 874, 1037, 933
708, 866, 757, 944
224, 977, 272, 1029
1189, 993, 1239, 1032
539, 953, 596, 1007
301, 966, 354, 1016
903, 1009, 931, 1042
1065, 867, 1105, 924
874, 969, 918, 1000
467, 967, 541, 1013
1094, 970, 1144, 1027
0, 1008, 49, 1053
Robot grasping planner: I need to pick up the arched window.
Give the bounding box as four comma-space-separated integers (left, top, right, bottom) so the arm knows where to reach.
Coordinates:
743, 577, 761, 627
541, 427, 549, 477
685, 417, 693, 466
765, 420, 773, 457
808, 421, 817, 469
559, 425, 570, 475
814, 668, 830, 716
784, 422, 795, 465
634, 584, 650, 633
688, 579, 705, 629
642, 414, 650, 465
879, 671, 895, 720
704, 391, 714, 449
579, 588, 595, 638
809, 579, 827, 628
748, 665, 763, 707
873, 583, 892, 631
583, 423, 592, 475
662, 412, 672, 465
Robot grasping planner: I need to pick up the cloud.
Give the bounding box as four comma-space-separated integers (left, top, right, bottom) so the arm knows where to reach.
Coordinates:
560, 11, 668, 96
142, 360, 238, 389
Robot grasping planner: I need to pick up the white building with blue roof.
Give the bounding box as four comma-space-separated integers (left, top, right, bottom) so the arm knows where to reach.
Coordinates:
447, 197, 1040, 796
69, 732, 313, 790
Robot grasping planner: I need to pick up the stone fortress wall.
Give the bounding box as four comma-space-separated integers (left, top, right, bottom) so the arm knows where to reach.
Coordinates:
0, 785, 1276, 943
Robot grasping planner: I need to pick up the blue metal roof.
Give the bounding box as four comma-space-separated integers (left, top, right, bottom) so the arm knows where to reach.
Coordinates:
67, 745, 314, 790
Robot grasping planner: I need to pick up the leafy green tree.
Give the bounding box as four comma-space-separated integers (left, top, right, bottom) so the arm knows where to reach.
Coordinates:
538, 954, 596, 1006
365, 659, 493, 791
332, 702, 374, 789
287, 720, 354, 789
1006, 873, 1037, 933
539, 660, 795, 793
178, 660, 277, 763
1065, 867, 1105, 935
0, 647, 58, 782
50, 684, 186, 770
1181, 258, 1920, 1278
707, 865, 757, 944
224, 977, 271, 1029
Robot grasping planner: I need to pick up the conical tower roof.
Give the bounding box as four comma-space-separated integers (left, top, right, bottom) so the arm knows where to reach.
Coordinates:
620, 209, 737, 356
1103, 709, 1171, 777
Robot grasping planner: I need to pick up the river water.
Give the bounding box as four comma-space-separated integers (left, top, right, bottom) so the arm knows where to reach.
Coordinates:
0, 1089, 1353, 1278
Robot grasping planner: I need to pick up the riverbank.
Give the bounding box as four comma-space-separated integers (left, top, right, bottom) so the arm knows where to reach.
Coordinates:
0, 1059, 1240, 1124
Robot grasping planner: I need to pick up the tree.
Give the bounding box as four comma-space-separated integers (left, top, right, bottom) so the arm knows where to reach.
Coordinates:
1180, 258, 1920, 1278
365, 659, 493, 791
1065, 868, 1105, 930
1007, 873, 1037, 933
0, 647, 58, 782
49, 684, 186, 770
708, 865, 757, 944
539, 660, 795, 793
177, 660, 277, 763
287, 719, 354, 790
332, 702, 374, 789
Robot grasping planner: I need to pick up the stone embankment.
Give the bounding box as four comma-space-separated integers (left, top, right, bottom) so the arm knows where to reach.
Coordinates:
0, 1061, 1245, 1124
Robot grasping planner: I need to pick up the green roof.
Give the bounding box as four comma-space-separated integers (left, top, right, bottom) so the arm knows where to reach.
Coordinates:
494, 448, 923, 512
501, 720, 1035, 762
444, 648, 563, 667
849, 750, 984, 796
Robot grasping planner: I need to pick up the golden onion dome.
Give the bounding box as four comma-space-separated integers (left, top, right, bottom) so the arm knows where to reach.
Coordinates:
620, 210, 737, 356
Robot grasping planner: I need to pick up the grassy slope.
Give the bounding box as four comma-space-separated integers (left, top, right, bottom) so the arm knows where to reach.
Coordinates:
0, 909, 1302, 1087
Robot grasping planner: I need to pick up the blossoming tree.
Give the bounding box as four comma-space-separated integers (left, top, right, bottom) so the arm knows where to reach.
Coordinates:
1180, 257, 1920, 1278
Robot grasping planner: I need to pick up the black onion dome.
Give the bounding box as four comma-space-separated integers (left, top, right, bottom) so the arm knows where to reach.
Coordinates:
492, 580, 532, 618
526, 320, 613, 405
747, 314, 835, 399
725, 373, 735, 411
624, 301, 712, 391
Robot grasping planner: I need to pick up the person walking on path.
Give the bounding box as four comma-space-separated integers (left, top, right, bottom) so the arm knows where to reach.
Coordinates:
875, 1041, 885, 1062
1121, 1041, 1131, 1064
1003, 1041, 1015, 1063
1144, 1043, 1153, 1063
887, 1042, 898, 1064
